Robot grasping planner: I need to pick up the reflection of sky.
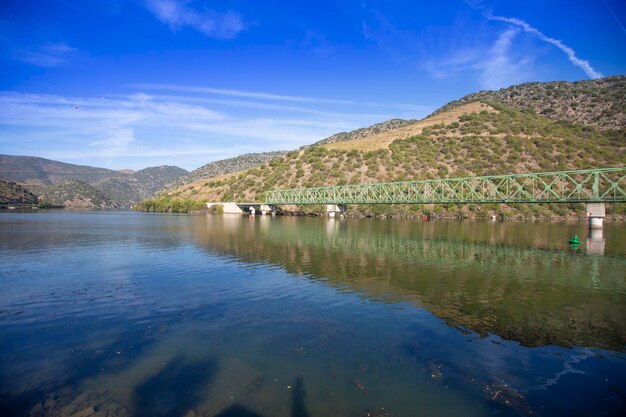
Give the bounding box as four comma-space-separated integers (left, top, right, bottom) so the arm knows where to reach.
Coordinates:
1, 212, 625, 416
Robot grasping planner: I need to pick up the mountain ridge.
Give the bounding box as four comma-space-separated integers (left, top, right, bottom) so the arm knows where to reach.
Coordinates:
432, 76, 626, 131
166, 151, 289, 191
139, 76, 625, 217
0, 154, 188, 208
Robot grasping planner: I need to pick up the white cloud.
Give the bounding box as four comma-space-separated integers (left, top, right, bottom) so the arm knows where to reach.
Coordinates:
476, 28, 534, 90
145, 0, 245, 38
90, 129, 136, 157
423, 49, 481, 79
128, 83, 430, 112
487, 15, 604, 79
421, 29, 534, 90
462, 1, 603, 79
0, 89, 425, 170
12, 42, 77, 67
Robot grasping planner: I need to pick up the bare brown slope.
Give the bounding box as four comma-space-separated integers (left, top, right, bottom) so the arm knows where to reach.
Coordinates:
323, 102, 496, 152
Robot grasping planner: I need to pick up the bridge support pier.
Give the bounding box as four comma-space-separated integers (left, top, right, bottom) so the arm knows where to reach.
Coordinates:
326, 204, 347, 218
586, 203, 605, 229
260, 204, 274, 215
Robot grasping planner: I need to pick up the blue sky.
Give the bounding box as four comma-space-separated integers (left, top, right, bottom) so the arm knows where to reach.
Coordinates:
0, 0, 624, 171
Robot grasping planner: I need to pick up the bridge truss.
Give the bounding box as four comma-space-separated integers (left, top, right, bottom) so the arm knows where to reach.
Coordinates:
265, 167, 626, 205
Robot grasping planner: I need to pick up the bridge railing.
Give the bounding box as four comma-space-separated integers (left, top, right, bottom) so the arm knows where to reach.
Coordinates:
265, 167, 626, 205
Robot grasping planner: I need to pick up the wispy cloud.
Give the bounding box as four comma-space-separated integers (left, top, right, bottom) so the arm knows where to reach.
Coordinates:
476, 28, 533, 89
463, 0, 603, 79
0, 89, 422, 169
11, 42, 77, 67
487, 15, 603, 79
422, 28, 534, 90
90, 129, 136, 157
423, 49, 481, 79
128, 83, 429, 111
144, 0, 245, 38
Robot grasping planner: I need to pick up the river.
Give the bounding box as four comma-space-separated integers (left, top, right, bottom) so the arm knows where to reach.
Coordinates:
0, 211, 624, 417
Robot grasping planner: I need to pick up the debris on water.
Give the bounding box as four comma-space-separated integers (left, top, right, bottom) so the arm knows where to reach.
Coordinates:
352, 378, 366, 390
356, 407, 391, 417
483, 382, 533, 415
287, 385, 292, 389
428, 362, 443, 382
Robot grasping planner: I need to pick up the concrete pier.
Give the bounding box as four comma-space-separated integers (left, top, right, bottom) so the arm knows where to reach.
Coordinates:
326, 204, 347, 218
586, 203, 605, 229
206, 202, 276, 215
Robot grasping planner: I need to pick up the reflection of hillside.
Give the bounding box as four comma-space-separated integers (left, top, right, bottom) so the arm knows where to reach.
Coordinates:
192, 216, 626, 352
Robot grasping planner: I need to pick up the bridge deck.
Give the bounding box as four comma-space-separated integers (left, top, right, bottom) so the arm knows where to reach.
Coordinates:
265, 167, 626, 205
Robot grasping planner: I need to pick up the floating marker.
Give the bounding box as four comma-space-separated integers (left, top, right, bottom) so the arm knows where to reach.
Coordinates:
568, 234, 581, 245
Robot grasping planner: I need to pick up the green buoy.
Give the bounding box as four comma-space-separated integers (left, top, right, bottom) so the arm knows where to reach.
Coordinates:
568, 234, 581, 245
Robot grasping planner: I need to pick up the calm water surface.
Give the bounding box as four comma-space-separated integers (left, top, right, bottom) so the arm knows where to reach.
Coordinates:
0, 211, 625, 417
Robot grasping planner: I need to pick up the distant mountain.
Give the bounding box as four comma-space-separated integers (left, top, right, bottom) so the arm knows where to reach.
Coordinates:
0, 155, 188, 208
432, 76, 626, 131
166, 151, 288, 190
0, 180, 38, 207
94, 165, 189, 206
37, 179, 118, 209
0, 154, 128, 186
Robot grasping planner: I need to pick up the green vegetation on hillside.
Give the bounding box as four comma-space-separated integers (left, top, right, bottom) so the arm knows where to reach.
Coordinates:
0, 154, 188, 208
146, 103, 625, 218
434, 76, 625, 131
38, 180, 118, 209
0, 180, 38, 207
165, 151, 288, 191
133, 197, 208, 213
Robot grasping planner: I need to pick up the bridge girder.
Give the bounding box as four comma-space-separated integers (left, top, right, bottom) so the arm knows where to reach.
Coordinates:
265, 167, 626, 205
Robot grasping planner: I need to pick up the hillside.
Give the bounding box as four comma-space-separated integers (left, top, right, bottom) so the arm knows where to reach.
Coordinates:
0, 155, 188, 208
0, 154, 127, 186
322, 102, 495, 152
140, 101, 625, 218
433, 76, 626, 131
167, 151, 288, 190
93, 165, 189, 206
37, 179, 118, 209
0, 180, 38, 207
314, 118, 417, 146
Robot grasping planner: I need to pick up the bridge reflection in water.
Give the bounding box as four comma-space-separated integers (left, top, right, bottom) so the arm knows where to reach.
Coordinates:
193, 216, 626, 352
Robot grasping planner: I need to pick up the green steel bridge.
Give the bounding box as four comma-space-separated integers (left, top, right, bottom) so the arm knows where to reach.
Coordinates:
265, 167, 626, 205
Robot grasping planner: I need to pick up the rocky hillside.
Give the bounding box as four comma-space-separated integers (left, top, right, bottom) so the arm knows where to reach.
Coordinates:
0, 180, 38, 207
0, 155, 188, 208
0, 154, 128, 186
314, 119, 417, 146
94, 165, 188, 206
37, 180, 118, 209
166, 151, 288, 190
141, 100, 625, 218
433, 76, 626, 131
